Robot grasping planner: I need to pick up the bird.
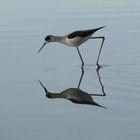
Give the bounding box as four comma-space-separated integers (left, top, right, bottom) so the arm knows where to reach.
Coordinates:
38, 81, 106, 108
37, 26, 105, 68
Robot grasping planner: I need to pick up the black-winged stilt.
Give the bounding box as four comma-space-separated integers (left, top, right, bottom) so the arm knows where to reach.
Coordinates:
38, 26, 105, 68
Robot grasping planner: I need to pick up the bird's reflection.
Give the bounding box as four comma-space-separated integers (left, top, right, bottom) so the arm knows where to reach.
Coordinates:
39, 67, 106, 108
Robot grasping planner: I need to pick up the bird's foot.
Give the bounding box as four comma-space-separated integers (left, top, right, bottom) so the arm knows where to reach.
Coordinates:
96, 63, 102, 69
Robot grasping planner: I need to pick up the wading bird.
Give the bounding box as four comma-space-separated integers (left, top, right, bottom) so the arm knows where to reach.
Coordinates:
38, 26, 105, 68
38, 80, 106, 108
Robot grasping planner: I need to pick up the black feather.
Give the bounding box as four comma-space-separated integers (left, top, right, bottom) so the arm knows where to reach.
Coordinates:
67, 26, 105, 39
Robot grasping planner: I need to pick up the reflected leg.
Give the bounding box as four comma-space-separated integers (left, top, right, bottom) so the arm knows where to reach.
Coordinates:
89, 67, 106, 96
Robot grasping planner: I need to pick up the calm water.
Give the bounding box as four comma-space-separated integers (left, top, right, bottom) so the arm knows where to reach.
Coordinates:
0, 0, 140, 139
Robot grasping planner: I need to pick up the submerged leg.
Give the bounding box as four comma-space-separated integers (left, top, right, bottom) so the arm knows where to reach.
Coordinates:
76, 47, 84, 67
90, 36, 105, 68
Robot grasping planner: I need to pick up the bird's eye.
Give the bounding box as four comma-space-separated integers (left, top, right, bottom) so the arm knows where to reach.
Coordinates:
45, 35, 51, 41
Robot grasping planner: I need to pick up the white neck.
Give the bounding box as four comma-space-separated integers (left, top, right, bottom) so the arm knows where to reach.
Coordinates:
51, 35, 71, 46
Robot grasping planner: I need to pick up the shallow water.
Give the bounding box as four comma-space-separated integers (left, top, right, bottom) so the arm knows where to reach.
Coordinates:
0, 0, 140, 140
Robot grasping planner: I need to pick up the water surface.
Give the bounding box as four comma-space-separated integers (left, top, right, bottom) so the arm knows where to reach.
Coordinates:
0, 0, 140, 140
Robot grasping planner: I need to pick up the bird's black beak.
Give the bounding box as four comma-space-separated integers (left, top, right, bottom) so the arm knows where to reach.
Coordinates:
38, 80, 48, 93
37, 42, 47, 53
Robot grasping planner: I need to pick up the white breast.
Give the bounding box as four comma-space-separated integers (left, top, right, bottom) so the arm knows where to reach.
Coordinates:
63, 35, 91, 47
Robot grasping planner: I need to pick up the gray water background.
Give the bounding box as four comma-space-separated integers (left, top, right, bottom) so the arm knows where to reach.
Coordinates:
0, 0, 140, 139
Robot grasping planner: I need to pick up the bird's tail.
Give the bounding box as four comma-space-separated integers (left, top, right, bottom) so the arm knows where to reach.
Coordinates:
92, 26, 106, 33
93, 101, 107, 109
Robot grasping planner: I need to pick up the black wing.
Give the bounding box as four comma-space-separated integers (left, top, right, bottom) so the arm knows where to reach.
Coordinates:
69, 98, 106, 108
67, 26, 105, 39
69, 98, 91, 104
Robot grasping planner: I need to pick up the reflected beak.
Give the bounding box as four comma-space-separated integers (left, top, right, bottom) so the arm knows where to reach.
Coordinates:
37, 42, 47, 53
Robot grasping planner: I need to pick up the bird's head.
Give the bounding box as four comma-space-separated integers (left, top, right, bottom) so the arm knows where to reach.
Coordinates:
37, 35, 55, 53
46, 93, 52, 98
38, 80, 53, 99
